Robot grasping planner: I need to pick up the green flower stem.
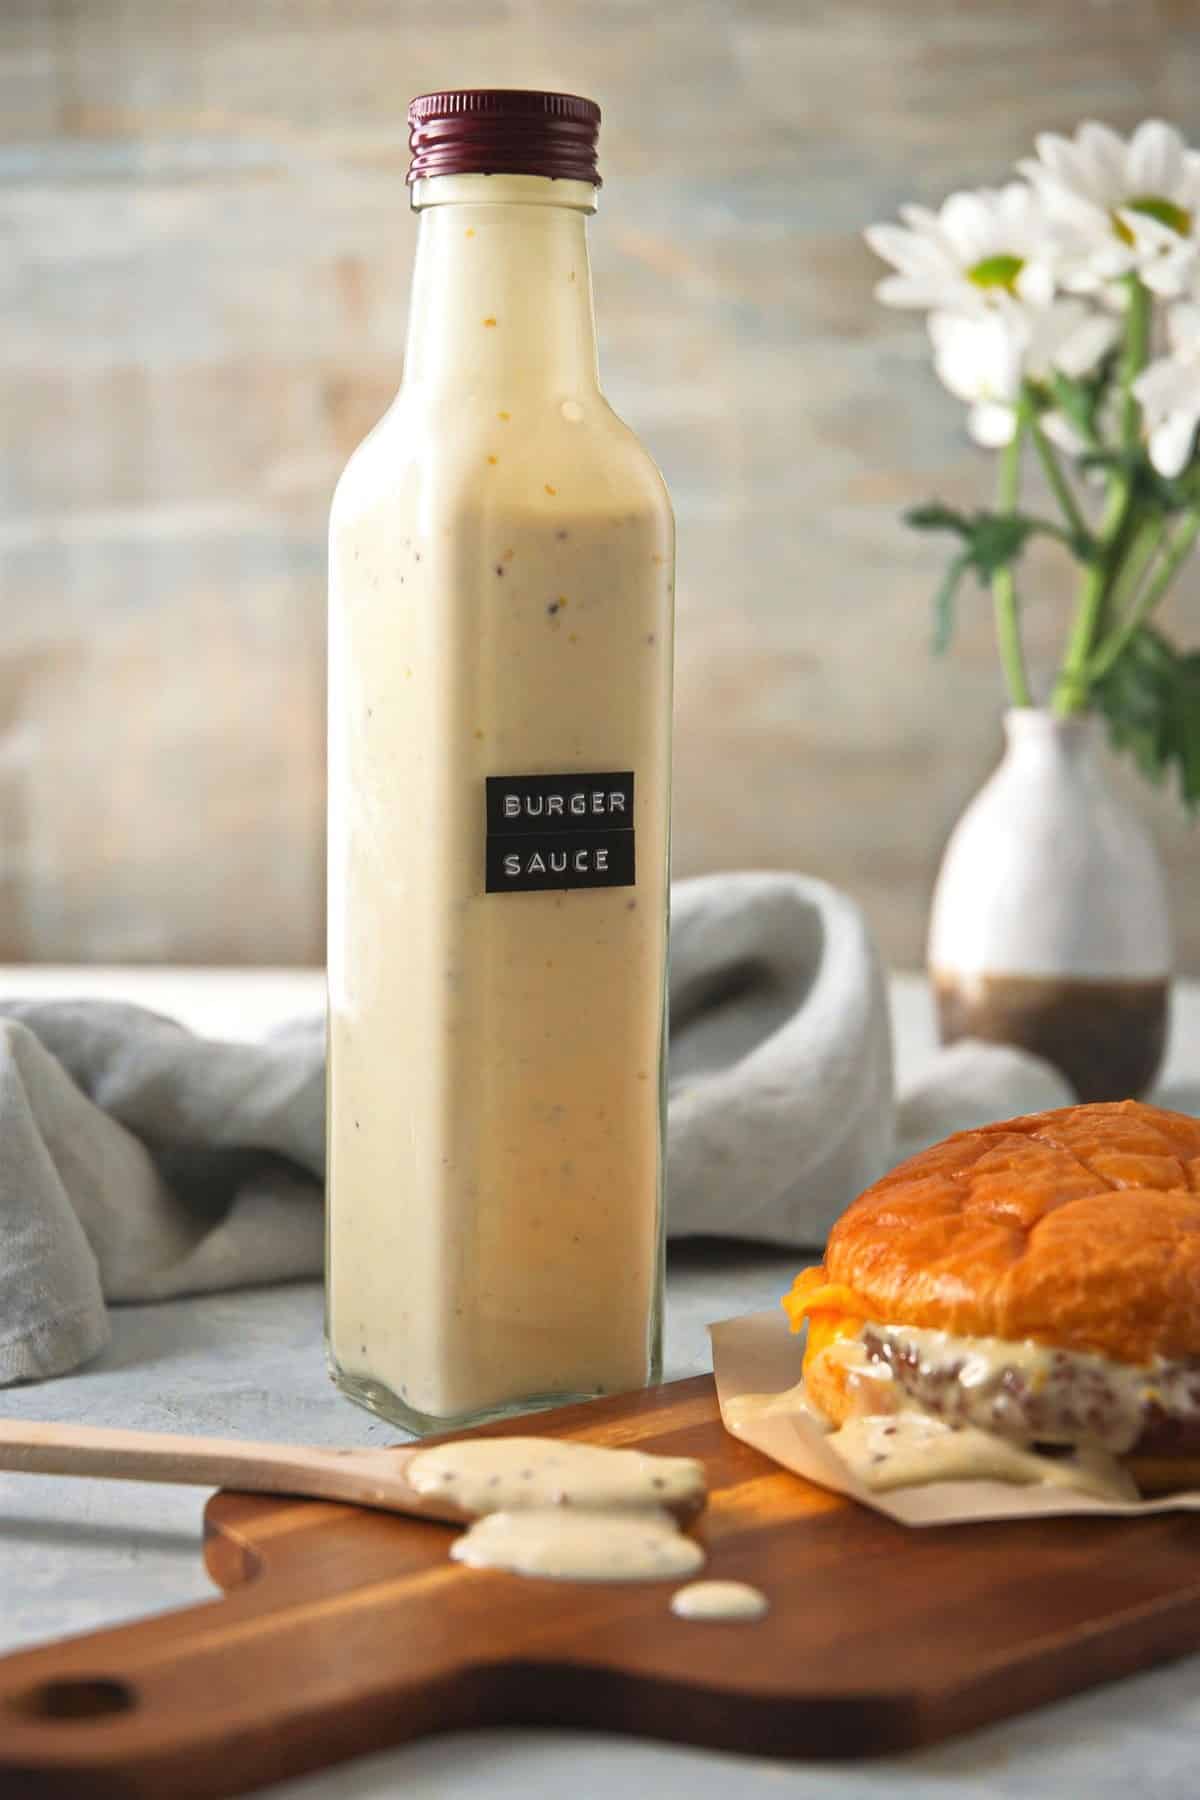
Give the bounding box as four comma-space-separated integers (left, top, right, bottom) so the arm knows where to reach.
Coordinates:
992, 565, 1033, 708
1092, 511, 1165, 651
1119, 274, 1151, 444
993, 396, 1033, 708
1088, 508, 1200, 682
1053, 493, 1128, 713
1029, 409, 1090, 547
1053, 276, 1152, 714
1032, 518, 1092, 550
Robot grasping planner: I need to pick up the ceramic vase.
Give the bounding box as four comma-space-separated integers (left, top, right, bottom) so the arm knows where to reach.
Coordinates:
927, 708, 1170, 1101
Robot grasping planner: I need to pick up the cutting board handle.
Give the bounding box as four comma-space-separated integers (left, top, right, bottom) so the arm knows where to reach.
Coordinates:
0, 1493, 477, 1798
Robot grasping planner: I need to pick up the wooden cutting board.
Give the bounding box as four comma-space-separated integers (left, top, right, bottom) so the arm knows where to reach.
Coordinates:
5, 1373, 1200, 1799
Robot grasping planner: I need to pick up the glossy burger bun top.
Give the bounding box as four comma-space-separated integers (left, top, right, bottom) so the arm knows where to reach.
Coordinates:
786, 1100, 1200, 1369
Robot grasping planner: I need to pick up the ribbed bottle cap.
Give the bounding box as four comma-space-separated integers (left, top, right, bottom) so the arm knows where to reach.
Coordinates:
407, 89, 601, 186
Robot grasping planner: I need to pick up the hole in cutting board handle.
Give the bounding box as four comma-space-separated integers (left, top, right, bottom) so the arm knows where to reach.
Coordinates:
10, 1677, 136, 1720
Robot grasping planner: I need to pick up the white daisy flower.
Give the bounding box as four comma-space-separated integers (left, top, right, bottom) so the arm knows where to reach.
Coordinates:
1133, 301, 1200, 476
865, 183, 1057, 313
929, 301, 1119, 447
1021, 120, 1200, 297
1118, 207, 1200, 298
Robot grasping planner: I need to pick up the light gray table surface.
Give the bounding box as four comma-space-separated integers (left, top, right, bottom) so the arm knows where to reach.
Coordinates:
2, 967, 1200, 1800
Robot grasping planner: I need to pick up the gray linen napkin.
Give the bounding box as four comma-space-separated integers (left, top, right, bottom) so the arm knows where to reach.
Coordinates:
0, 872, 1071, 1385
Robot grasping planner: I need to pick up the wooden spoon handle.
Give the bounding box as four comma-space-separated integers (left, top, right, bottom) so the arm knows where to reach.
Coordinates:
0, 1418, 413, 1510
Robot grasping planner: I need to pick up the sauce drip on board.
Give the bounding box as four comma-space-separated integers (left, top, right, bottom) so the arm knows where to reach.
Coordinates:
453, 1506, 704, 1581
408, 1436, 709, 1582
670, 1580, 769, 1621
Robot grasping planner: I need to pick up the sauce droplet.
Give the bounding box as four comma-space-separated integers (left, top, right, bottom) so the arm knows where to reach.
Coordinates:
670, 1581, 769, 1622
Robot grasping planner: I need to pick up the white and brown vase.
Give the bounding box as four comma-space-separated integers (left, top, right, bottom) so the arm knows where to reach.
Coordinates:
928, 708, 1170, 1102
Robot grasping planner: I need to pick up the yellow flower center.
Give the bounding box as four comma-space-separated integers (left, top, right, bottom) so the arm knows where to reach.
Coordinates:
1114, 195, 1193, 244
967, 252, 1025, 292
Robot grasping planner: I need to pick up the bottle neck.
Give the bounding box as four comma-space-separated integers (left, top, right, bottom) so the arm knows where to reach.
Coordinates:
403, 174, 600, 395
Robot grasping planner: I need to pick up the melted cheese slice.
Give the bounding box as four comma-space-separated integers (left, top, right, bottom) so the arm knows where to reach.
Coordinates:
782, 1267, 875, 1380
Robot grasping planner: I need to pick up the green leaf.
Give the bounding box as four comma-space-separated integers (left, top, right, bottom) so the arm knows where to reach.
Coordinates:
906, 503, 1051, 654
932, 550, 971, 654
906, 500, 1091, 563
1170, 651, 1200, 807
904, 502, 972, 538
1092, 626, 1200, 810
905, 502, 1038, 570
1045, 364, 1112, 446
1079, 447, 1200, 516
965, 513, 1037, 575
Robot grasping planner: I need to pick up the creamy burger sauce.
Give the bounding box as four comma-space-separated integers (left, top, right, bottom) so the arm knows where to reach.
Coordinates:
670, 1580, 769, 1621
407, 1437, 705, 1514
738, 1319, 1186, 1500
850, 1323, 1197, 1453
407, 1436, 707, 1582
453, 1507, 703, 1581
724, 1384, 826, 1430
818, 1328, 1158, 1499
828, 1412, 1137, 1501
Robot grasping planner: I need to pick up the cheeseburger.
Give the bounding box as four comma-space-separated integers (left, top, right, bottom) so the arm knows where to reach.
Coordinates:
783, 1099, 1200, 1497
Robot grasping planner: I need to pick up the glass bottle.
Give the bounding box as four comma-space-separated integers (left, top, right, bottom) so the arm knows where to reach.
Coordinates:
326, 90, 675, 1433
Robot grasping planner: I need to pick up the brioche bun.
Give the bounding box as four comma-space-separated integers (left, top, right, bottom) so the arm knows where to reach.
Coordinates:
790, 1099, 1200, 1369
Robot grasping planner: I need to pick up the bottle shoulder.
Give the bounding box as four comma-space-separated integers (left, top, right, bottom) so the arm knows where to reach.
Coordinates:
331, 387, 672, 539
590, 394, 674, 516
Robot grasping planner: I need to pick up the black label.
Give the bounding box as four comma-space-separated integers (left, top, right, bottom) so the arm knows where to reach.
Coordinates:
485, 772, 635, 893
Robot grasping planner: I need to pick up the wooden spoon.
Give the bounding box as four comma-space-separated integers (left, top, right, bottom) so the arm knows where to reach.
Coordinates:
0, 1420, 706, 1525
0, 1419, 469, 1523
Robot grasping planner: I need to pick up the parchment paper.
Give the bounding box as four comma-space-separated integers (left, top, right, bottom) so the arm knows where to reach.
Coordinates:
710, 1308, 1200, 1526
